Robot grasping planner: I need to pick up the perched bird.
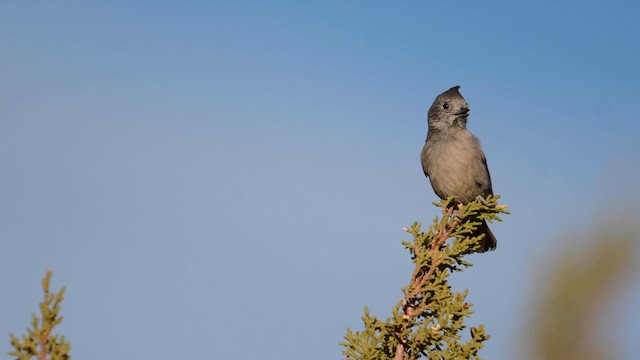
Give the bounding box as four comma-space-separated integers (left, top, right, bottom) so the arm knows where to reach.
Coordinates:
420, 86, 496, 252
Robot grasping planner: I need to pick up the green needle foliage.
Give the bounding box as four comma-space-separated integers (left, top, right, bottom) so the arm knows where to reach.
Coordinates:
341, 196, 509, 360
9, 271, 71, 360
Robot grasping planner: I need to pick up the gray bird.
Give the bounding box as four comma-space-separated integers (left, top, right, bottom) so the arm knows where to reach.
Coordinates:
420, 86, 496, 252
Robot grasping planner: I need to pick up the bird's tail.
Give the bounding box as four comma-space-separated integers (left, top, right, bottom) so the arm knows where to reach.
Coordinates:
474, 220, 497, 253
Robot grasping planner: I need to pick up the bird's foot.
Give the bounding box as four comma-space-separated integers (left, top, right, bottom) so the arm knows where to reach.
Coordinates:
475, 195, 489, 205
452, 204, 464, 223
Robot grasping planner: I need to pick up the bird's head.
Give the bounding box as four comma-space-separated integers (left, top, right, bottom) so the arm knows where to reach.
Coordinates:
427, 86, 470, 131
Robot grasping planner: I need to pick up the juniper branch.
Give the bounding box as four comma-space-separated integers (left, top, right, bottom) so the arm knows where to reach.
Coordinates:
341, 195, 509, 360
9, 271, 71, 360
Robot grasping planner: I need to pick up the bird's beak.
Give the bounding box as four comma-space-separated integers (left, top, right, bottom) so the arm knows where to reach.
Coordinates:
454, 108, 470, 117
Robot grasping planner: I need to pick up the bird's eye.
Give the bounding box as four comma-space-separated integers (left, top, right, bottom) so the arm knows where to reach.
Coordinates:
442, 103, 449, 110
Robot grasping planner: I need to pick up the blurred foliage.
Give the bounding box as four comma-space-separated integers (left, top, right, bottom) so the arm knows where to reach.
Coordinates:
341, 196, 509, 360
8, 271, 71, 360
526, 224, 638, 360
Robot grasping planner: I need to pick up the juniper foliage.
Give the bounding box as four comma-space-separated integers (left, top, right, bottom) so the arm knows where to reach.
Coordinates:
341, 196, 509, 360
9, 271, 71, 360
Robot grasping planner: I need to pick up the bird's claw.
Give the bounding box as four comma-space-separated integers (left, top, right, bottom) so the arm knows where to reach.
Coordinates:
475, 195, 489, 205
452, 208, 462, 223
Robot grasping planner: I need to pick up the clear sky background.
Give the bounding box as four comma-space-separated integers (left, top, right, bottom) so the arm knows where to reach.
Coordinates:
1, 1, 639, 359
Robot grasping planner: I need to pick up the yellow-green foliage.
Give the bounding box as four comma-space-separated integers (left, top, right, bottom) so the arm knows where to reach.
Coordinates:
526, 225, 638, 360
9, 271, 71, 360
341, 196, 509, 360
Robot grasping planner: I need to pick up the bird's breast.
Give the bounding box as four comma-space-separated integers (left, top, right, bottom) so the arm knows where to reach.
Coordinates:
423, 134, 489, 203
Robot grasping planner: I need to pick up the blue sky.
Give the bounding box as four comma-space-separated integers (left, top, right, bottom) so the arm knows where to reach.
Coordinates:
1, 1, 639, 359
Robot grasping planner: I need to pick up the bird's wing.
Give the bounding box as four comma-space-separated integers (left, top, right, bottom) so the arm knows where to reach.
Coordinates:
420, 144, 429, 177
481, 155, 494, 196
